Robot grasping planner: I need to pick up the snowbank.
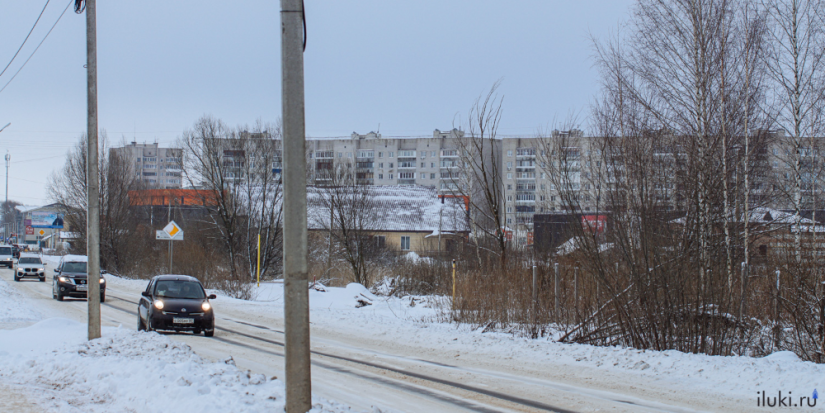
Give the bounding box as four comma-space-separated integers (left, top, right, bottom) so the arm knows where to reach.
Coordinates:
0, 276, 42, 325
0, 319, 353, 413
237, 280, 825, 402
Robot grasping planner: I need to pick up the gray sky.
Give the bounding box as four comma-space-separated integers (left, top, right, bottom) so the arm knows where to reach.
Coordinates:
0, 0, 634, 204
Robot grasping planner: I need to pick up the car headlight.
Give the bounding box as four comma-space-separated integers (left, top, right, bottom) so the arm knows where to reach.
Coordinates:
99, 278, 105, 284
58, 276, 69, 283
153, 300, 164, 310
16, 269, 23, 274
202, 302, 211, 311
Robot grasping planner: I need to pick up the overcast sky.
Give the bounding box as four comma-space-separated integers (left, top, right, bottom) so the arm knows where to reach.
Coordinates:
0, 0, 634, 204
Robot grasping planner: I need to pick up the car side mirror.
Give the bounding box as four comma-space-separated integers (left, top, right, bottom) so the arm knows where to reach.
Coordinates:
208, 294, 217, 300
141, 291, 150, 297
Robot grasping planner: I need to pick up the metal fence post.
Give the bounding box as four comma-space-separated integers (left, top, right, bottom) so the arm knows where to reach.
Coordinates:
554, 262, 559, 322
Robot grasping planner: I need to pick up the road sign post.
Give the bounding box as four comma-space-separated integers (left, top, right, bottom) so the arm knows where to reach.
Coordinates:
156, 221, 183, 273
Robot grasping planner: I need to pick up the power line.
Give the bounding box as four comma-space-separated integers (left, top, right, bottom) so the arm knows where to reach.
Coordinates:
0, 0, 52, 79
0, 0, 72, 96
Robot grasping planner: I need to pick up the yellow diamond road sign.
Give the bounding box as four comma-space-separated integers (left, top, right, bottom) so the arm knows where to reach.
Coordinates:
38, 229, 45, 236
162, 221, 183, 240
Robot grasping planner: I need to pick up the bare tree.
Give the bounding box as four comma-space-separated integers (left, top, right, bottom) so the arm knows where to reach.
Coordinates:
451, 81, 508, 269
764, 0, 825, 261
178, 116, 284, 296
49, 133, 143, 273
310, 162, 385, 286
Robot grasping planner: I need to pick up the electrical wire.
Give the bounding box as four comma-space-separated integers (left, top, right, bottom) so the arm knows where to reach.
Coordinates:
0, 0, 72, 96
0, 0, 53, 80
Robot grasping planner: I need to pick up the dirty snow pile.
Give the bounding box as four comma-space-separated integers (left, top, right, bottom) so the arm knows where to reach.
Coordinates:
0, 319, 353, 413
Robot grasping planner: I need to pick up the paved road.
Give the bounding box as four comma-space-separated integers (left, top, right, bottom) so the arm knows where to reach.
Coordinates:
0, 262, 754, 413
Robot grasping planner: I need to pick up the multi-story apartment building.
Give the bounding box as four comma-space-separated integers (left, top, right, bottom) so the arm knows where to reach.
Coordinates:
307, 129, 466, 192
110, 142, 183, 189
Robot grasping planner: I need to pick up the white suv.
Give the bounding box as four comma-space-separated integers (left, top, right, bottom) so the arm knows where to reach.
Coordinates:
14, 253, 46, 282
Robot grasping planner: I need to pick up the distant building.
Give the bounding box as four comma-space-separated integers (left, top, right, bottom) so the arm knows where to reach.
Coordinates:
110, 142, 183, 189
306, 185, 470, 256
127, 189, 220, 227
14, 203, 69, 248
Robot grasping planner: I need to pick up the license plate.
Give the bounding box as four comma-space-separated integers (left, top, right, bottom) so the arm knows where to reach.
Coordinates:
173, 317, 194, 324
76, 285, 88, 291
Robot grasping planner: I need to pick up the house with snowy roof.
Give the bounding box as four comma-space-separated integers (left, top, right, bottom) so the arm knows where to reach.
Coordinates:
306, 185, 470, 256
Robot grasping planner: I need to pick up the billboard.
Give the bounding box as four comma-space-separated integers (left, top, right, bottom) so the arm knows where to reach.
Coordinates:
31, 211, 64, 229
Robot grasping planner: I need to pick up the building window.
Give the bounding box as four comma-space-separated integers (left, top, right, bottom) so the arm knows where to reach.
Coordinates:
431, 162, 435, 168
507, 150, 513, 157
421, 162, 426, 168
378, 152, 383, 158
389, 151, 395, 157
506, 207, 512, 213
420, 173, 426, 179
507, 173, 512, 179
507, 184, 512, 190
376, 236, 386, 248
347, 152, 352, 158
378, 163, 383, 168
507, 195, 512, 202
378, 174, 383, 179
389, 174, 393, 179
507, 218, 513, 224
430, 173, 435, 179
338, 153, 343, 158
431, 151, 436, 157
400, 236, 411, 251
422, 152, 426, 159
389, 162, 394, 168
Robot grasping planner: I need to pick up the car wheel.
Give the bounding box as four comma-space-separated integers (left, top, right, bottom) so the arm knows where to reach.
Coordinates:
100, 293, 105, 303
56, 289, 64, 301
146, 318, 153, 332
193, 329, 201, 335
13, 275, 19, 282
39, 277, 45, 282
137, 316, 145, 331
204, 330, 214, 337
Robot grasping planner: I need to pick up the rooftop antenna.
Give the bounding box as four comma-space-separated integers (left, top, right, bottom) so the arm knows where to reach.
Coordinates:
377, 123, 380, 134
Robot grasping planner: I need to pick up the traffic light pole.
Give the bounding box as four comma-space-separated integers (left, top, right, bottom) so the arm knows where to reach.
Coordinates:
281, 0, 311, 411
84, 0, 101, 340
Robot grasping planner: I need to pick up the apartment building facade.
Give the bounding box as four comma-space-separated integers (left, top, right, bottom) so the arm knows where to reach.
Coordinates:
110, 142, 183, 189
186, 127, 815, 247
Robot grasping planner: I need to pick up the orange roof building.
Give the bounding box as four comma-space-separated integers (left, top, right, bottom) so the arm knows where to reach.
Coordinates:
128, 189, 220, 207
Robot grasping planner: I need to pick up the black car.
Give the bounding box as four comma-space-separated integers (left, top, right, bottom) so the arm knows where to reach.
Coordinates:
137, 275, 216, 337
52, 255, 106, 302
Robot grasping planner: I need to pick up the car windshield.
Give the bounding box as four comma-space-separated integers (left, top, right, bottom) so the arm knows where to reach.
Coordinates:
18, 258, 41, 264
0, 247, 11, 255
154, 280, 205, 299
62, 262, 87, 273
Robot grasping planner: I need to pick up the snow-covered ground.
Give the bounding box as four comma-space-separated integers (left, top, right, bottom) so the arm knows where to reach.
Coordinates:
0, 319, 351, 413
0, 268, 352, 413
3, 256, 824, 412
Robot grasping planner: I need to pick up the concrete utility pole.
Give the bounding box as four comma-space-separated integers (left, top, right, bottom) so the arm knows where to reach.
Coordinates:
84, 0, 101, 341
280, 0, 311, 411
4, 151, 9, 205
